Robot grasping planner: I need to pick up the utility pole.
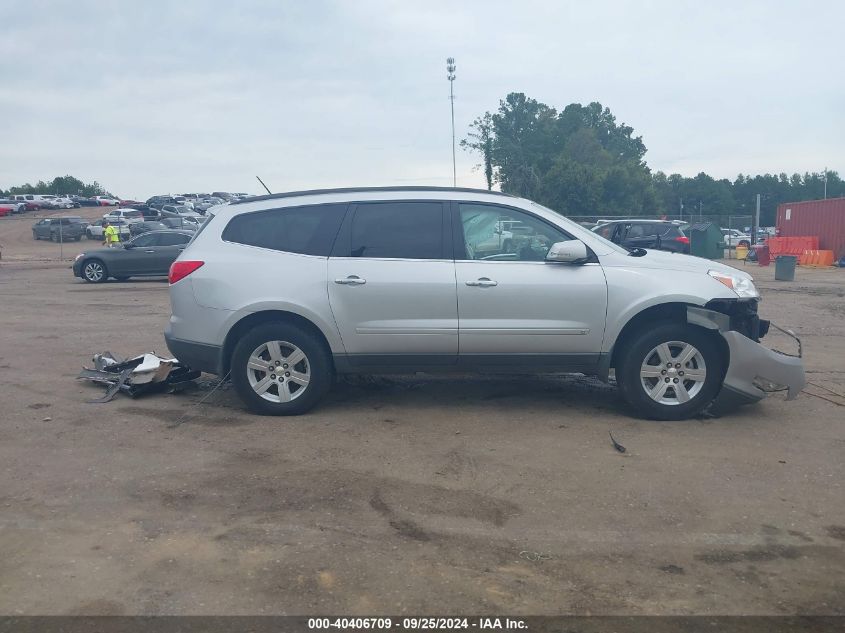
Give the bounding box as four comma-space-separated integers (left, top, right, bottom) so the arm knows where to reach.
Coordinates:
823, 167, 828, 199
679, 197, 683, 222
446, 57, 457, 187
752, 193, 761, 245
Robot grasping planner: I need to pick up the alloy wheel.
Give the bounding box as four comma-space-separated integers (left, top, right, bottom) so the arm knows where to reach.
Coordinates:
640, 340, 707, 405
246, 340, 311, 403
83, 261, 105, 282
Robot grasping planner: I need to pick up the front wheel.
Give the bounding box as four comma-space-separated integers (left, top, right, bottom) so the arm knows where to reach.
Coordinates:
81, 259, 108, 283
616, 322, 724, 420
231, 322, 332, 415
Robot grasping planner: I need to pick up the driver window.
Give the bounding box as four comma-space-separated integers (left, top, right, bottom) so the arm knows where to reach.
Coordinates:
458, 204, 567, 262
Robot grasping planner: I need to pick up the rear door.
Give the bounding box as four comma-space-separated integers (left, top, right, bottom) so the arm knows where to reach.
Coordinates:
152, 232, 191, 273
327, 201, 457, 366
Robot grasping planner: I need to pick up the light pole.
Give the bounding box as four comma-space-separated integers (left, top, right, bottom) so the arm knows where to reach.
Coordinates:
446, 57, 456, 187
823, 167, 828, 199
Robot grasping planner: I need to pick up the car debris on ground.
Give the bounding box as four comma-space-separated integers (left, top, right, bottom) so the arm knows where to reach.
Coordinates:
77, 351, 200, 402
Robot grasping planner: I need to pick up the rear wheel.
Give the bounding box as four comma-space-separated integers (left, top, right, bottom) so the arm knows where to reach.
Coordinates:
82, 259, 108, 283
231, 322, 332, 415
616, 322, 724, 420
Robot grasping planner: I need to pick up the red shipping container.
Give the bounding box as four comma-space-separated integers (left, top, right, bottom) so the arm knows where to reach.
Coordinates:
777, 197, 845, 260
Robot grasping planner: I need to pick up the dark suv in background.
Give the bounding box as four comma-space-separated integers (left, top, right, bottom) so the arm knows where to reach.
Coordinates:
592, 220, 690, 254
32, 217, 88, 241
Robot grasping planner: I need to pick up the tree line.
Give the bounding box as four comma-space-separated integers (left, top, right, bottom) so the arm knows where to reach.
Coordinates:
1, 175, 111, 198
463, 93, 842, 226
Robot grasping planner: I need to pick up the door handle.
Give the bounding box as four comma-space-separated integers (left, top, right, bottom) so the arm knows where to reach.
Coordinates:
144, 250, 156, 253
334, 275, 366, 285
466, 277, 498, 287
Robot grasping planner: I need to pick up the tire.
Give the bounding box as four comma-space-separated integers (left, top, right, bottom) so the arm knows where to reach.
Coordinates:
231, 322, 332, 416
33, 231, 39, 241
81, 259, 108, 283
616, 322, 724, 420
74, 235, 82, 241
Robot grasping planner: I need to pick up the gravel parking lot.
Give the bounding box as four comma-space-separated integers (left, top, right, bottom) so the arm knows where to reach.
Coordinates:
0, 212, 843, 615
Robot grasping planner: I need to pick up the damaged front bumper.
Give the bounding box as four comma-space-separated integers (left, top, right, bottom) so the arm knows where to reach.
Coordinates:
687, 304, 806, 408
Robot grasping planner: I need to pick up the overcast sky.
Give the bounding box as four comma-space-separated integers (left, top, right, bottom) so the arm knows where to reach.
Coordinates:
1, 0, 842, 199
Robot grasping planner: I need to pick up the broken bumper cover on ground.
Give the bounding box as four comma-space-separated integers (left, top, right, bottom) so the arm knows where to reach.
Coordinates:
687, 305, 806, 407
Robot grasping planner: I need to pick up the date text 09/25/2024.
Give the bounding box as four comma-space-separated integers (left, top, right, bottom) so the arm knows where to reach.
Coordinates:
307, 618, 528, 630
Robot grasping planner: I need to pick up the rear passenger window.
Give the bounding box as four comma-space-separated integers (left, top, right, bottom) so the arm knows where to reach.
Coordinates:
158, 232, 191, 246
222, 204, 347, 256
348, 202, 443, 259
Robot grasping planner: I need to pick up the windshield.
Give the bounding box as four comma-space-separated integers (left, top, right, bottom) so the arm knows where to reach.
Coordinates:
530, 202, 629, 255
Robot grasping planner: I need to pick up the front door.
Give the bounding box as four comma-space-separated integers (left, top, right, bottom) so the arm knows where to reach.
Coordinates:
454, 203, 607, 369
116, 232, 161, 276
327, 201, 457, 366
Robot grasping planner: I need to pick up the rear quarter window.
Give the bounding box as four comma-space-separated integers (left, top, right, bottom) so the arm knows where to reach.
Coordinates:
222, 204, 347, 256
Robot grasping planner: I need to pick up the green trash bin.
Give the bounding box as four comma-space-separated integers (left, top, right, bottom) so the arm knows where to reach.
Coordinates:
774, 255, 797, 281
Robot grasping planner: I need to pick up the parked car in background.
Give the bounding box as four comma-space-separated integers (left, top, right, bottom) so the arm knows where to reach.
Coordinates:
721, 229, 751, 248
161, 204, 203, 220
32, 216, 88, 241
10, 194, 56, 209
104, 208, 144, 223
0, 199, 26, 215
72, 196, 102, 207
129, 220, 169, 236
86, 219, 132, 241
132, 205, 162, 220
95, 196, 120, 206
592, 219, 690, 254
73, 230, 193, 283
118, 199, 144, 207
192, 197, 225, 213
165, 186, 805, 420
146, 195, 180, 210
160, 216, 199, 231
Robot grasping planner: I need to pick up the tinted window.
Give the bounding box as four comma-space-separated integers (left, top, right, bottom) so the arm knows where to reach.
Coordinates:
458, 203, 567, 262
348, 202, 443, 259
158, 232, 191, 246
594, 223, 615, 239
222, 203, 346, 256
132, 233, 158, 247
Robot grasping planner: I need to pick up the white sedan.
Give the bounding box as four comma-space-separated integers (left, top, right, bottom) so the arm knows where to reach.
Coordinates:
721, 229, 751, 247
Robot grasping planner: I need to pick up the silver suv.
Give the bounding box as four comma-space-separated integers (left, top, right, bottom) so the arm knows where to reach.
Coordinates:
165, 187, 805, 420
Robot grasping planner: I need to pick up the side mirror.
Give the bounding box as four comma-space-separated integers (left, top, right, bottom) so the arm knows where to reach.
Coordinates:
546, 240, 589, 264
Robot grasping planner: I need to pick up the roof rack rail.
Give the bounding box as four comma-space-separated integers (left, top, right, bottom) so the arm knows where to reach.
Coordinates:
231, 186, 515, 205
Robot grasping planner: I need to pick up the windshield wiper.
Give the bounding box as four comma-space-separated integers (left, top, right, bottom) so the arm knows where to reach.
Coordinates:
628, 247, 647, 257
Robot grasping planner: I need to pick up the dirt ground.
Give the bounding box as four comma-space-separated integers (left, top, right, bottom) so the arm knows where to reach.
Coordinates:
0, 211, 843, 615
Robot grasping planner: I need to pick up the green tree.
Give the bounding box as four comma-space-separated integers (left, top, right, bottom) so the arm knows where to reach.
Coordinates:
460, 112, 495, 190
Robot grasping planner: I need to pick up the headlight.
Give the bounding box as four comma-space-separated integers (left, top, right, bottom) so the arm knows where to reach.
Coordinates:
708, 270, 759, 298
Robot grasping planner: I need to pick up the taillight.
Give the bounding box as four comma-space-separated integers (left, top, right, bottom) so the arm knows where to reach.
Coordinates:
675, 236, 690, 244
169, 260, 204, 284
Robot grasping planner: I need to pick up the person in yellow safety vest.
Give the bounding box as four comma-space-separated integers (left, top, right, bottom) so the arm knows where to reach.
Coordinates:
102, 220, 120, 247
